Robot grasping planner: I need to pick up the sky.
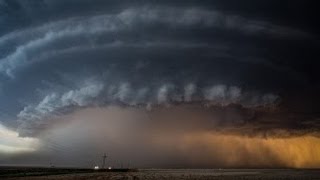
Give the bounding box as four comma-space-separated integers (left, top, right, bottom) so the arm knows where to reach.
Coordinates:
0, 0, 320, 168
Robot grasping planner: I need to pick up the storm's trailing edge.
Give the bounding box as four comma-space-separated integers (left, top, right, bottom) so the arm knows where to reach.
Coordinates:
0, 0, 320, 168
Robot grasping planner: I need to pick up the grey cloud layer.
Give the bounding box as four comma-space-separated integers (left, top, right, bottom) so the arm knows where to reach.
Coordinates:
0, 7, 309, 77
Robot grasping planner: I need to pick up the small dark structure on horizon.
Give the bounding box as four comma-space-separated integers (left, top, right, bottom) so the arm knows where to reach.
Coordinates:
102, 153, 107, 169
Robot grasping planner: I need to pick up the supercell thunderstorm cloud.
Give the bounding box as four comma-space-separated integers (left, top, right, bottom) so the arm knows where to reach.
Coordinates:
0, 0, 320, 168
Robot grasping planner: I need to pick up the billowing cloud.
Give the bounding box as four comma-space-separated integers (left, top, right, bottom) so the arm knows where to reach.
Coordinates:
16, 81, 280, 136
17, 82, 104, 136
157, 84, 174, 104
203, 85, 278, 106
184, 83, 196, 102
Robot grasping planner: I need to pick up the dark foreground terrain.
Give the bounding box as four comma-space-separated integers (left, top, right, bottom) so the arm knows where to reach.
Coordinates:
1, 167, 319, 180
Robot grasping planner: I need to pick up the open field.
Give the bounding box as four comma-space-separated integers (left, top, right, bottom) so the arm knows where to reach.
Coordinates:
1, 168, 320, 180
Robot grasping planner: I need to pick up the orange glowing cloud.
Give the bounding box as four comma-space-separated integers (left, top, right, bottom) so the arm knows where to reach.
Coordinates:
156, 132, 320, 168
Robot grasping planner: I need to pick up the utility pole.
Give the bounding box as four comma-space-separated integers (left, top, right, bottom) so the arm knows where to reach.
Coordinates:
102, 153, 107, 169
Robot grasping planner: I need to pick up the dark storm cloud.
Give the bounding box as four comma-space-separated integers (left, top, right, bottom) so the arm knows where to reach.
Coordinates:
0, 6, 311, 77
0, 0, 319, 145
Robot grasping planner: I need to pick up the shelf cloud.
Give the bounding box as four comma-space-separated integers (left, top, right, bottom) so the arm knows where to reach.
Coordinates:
0, 0, 319, 168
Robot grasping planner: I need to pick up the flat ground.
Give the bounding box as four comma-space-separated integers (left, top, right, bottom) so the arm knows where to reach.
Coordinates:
1, 168, 320, 180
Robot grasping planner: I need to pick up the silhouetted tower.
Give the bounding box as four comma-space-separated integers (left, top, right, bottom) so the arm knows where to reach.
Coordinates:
102, 153, 107, 169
